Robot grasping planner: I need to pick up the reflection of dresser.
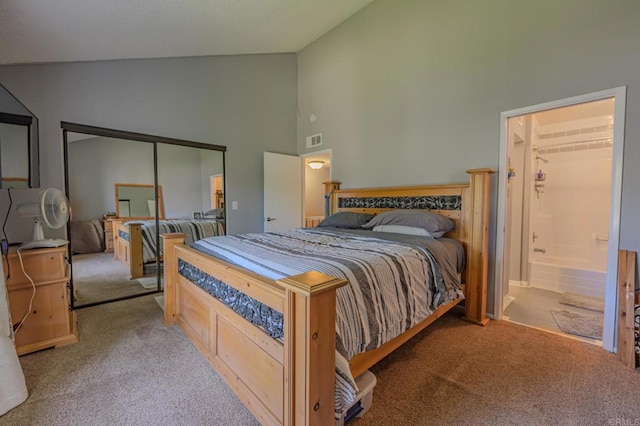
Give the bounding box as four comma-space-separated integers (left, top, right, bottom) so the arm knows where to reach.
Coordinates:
3, 246, 77, 355
103, 216, 116, 253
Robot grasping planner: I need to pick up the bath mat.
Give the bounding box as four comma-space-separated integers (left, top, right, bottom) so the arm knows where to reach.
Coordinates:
559, 293, 604, 313
137, 277, 159, 289
551, 309, 603, 340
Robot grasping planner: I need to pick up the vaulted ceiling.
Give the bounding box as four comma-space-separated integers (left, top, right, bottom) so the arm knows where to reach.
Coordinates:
0, 0, 375, 65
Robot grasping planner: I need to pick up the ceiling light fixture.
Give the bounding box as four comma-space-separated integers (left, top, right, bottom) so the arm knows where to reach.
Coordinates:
308, 161, 324, 170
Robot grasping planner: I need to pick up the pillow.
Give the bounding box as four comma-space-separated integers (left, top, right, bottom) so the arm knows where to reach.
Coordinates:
362, 210, 454, 238
317, 212, 376, 229
204, 208, 225, 219
372, 224, 432, 237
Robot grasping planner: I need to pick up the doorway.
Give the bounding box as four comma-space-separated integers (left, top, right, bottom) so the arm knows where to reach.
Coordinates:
301, 150, 332, 227
495, 87, 626, 352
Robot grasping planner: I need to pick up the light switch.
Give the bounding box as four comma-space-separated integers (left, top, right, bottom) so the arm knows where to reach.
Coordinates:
232, 201, 238, 210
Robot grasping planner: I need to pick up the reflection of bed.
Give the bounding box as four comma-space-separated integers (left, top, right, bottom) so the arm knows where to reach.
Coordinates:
113, 218, 225, 279
162, 169, 493, 425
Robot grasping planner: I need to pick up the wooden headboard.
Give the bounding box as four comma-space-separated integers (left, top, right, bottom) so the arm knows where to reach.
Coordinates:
331, 168, 494, 324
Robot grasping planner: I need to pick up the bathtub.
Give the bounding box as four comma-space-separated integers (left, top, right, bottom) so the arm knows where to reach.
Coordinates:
528, 256, 606, 299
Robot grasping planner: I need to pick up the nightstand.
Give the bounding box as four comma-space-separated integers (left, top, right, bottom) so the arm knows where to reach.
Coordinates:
3, 246, 77, 355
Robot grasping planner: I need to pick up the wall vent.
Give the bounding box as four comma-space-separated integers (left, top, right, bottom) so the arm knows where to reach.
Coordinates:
306, 133, 322, 148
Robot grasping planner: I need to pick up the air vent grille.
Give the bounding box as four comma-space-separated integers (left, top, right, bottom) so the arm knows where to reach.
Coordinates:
306, 133, 322, 148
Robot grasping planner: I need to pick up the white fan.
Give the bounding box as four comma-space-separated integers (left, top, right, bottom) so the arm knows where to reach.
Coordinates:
16, 188, 70, 250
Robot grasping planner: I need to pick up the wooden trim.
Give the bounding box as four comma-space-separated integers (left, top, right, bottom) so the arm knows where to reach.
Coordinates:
617, 250, 636, 369
162, 169, 493, 425
161, 233, 186, 325
462, 168, 494, 325
113, 221, 144, 279
323, 181, 341, 216
349, 289, 465, 377
280, 274, 346, 425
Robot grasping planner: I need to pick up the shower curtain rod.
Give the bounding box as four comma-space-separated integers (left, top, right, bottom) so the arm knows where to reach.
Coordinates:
535, 136, 612, 150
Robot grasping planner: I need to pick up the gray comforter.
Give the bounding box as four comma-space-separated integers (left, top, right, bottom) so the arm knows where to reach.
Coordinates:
190, 227, 464, 417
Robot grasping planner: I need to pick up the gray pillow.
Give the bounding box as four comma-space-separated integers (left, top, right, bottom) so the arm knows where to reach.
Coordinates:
362, 210, 454, 238
318, 212, 376, 228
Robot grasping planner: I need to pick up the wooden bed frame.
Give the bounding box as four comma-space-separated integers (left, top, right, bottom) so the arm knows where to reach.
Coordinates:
113, 217, 226, 279
112, 218, 151, 279
162, 168, 493, 425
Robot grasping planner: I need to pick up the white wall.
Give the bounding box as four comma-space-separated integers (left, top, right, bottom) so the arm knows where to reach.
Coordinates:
157, 143, 208, 219
530, 116, 613, 272
0, 53, 297, 242
297, 0, 640, 314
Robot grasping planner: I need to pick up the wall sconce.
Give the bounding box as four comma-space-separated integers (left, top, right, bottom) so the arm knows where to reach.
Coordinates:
308, 161, 324, 170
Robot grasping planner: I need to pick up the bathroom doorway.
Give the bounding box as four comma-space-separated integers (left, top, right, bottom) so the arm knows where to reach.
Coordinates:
301, 149, 332, 227
495, 87, 626, 352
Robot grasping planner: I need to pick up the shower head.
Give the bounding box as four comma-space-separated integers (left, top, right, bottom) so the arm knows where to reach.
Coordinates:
535, 155, 549, 164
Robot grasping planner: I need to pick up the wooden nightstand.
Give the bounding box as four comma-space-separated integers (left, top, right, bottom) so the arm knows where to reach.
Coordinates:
3, 246, 78, 355
103, 215, 116, 253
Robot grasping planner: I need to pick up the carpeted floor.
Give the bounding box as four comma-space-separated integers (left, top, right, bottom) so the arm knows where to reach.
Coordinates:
72, 253, 158, 305
2, 295, 257, 426
3, 296, 640, 425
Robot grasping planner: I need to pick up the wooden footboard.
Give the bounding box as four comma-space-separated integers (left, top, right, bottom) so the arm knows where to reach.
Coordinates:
162, 168, 493, 425
163, 234, 347, 425
113, 220, 144, 279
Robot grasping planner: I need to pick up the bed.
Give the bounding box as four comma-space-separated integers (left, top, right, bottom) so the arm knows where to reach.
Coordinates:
113, 218, 225, 279
162, 169, 493, 425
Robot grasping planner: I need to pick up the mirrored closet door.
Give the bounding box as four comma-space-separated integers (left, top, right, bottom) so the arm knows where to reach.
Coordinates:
65, 131, 159, 307
63, 122, 226, 309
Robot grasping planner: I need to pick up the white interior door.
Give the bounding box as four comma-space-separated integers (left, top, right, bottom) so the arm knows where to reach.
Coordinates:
264, 152, 302, 232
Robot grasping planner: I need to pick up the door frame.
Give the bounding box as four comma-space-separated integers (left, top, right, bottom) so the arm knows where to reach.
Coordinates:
494, 86, 626, 353
300, 148, 332, 220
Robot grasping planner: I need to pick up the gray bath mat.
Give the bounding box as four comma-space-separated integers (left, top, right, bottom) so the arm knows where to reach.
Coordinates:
559, 293, 604, 313
551, 309, 603, 340
137, 277, 159, 289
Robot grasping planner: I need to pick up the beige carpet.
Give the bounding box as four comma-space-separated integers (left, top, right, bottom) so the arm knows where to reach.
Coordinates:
72, 252, 157, 305
3, 297, 640, 425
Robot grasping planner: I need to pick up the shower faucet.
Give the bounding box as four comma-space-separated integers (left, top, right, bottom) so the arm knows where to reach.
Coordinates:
533, 247, 546, 254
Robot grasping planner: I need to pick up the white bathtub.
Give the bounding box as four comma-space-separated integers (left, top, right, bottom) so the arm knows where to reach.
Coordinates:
529, 256, 606, 299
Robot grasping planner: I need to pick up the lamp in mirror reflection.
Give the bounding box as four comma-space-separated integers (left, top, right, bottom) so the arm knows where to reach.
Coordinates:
308, 161, 324, 170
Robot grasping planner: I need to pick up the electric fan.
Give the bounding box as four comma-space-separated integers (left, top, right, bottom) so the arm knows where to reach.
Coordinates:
16, 188, 70, 250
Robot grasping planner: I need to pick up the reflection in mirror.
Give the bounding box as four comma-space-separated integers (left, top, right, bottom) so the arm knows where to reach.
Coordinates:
158, 144, 225, 231
0, 82, 39, 188
63, 121, 227, 309
0, 114, 30, 188
67, 134, 158, 307
114, 183, 164, 218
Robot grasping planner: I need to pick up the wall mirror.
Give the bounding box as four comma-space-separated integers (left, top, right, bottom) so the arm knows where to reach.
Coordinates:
62, 122, 226, 309
115, 183, 165, 218
0, 83, 40, 188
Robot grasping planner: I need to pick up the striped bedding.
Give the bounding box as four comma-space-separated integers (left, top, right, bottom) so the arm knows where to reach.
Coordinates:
125, 219, 225, 263
190, 227, 464, 418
